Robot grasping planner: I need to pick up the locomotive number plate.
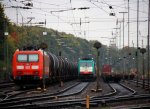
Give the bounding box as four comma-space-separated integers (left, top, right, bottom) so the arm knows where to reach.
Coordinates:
25, 66, 30, 69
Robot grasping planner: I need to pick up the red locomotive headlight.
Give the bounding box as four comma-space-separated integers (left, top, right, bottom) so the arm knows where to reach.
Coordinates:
17, 72, 22, 75
31, 65, 39, 69
16, 65, 24, 70
34, 72, 39, 75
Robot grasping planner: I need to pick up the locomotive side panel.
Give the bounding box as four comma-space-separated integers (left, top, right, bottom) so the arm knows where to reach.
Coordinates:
43, 51, 50, 80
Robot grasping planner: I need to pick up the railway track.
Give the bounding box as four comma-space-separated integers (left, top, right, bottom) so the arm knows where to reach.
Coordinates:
88, 83, 136, 104
37, 83, 138, 108
0, 81, 13, 84
0, 82, 80, 102
13, 94, 150, 109
127, 80, 150, 89
0, 85, 40, 102
1, 81, 150, 109
0, 82, 139, 109
0, 82, 15, 89
56, 82, 89, 97
0, 82, 87, 108
0, 83, 20, 101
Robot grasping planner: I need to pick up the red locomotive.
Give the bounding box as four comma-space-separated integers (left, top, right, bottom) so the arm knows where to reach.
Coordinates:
12, 47, 77, 87
101, 64, 122, 82
101, 64, 112, 82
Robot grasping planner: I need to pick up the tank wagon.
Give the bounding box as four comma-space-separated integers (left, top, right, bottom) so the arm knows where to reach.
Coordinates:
12, 47, 77, 87
78, 58, 96, 81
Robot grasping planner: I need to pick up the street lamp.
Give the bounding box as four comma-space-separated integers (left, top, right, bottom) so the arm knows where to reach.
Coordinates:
136, 47, 140, 87
4, 32, 9, 80
123, 56, 126, 80
128, 52, 132, 80
132, 57, 135, 68
105, 57, 108, 64
118, 58, 122, 73
93, 41, 102, 92
140, 48, 146, 89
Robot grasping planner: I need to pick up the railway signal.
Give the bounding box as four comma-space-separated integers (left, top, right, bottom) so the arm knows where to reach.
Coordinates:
93, 41, 102, 92
4, 32, 9, 80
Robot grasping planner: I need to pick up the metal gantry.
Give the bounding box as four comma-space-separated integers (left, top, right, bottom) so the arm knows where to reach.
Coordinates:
136, 0, 139, 87
147, 0, 150, 91
119, 11, 127, 80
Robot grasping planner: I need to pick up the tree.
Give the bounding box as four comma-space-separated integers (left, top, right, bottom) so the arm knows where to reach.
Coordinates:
0, 3, 10, 61
0, 3, 5, 40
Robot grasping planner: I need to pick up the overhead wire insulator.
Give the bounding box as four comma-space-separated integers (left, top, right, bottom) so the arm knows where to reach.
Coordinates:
109, 5, 115, 16
11, 6, 31, 9
109, 13, 115, 16
80, 18, 81, 26
25, 3, 33, 7
78, 7, 90, 10
109, 6, 113, 9
22, 7, 32, 9
39, 22, 45, 24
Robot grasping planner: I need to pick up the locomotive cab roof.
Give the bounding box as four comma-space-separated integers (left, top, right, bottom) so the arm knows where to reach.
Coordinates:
19, 46, 39, 51
79, 57, 94, 60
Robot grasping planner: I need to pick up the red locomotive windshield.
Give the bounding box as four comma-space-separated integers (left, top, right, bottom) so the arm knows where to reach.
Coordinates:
17, 54, 27, 62
17, 54, 39, 62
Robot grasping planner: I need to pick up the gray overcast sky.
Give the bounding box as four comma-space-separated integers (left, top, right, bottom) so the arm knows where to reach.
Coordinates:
1, 0, 149, 48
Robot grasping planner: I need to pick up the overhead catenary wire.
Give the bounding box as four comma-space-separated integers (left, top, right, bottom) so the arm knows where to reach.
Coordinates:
5, 0, 149, 14
22, 1, 89, 37
2, 0, 148, 47
86, 0, 109, 14
88, 0, 148, 14
69, 1, 79, 37
4, 0, 148, 21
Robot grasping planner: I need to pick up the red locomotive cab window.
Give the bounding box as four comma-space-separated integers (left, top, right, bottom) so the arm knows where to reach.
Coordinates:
17, 54, 27, 62
17, 54, 39, 62
29, 54, 39, 62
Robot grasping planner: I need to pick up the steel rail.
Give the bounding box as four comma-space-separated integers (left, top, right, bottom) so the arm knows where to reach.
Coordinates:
0, 82, 86, 107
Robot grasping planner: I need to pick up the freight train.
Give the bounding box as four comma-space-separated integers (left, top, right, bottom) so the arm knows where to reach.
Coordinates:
12, 47, 78, 87
101, 64, 122, 83
78, 58, 96, 81
123, 68, 136, 80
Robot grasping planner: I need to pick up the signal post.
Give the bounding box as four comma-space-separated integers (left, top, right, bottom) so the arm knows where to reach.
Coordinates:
92, 41, 102, 92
